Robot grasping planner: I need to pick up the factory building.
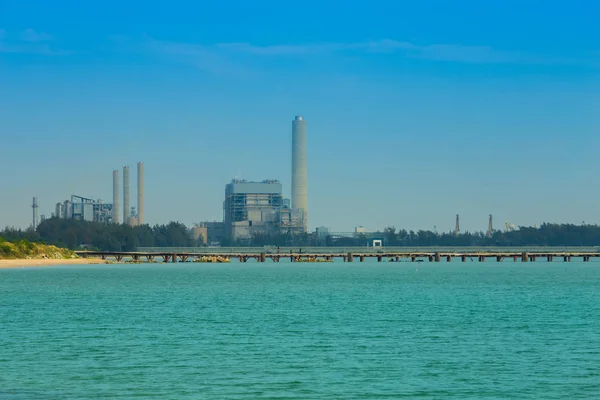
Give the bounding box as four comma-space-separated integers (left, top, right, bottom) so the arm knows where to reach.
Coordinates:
69, 195, 113, 223
196, 221, 225, 246
223, 179, 285, 242
52, 162, 144, 226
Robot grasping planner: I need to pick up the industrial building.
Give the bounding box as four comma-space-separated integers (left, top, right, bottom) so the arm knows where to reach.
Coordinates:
224, 179, 283, 242
51, 161, 145, 226
196, 221, 225, 246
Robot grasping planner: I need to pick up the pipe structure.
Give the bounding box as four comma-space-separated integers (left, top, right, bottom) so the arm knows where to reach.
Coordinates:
292, 116, 308, 232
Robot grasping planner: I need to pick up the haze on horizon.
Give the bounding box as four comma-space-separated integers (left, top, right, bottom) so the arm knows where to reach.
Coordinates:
1, 0, 599, 233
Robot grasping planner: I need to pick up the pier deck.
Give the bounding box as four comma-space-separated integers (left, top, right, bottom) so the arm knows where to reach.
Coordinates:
75, 250, 600, 263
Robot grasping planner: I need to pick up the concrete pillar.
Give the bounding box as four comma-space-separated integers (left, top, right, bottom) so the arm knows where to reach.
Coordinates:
260, 253, 266, 263
446, 256, 451, 262
360, 256, 365, 262
461, 255, 466, 262
172, 254, 177, 263
496, 256, 502, 262
434, 252, 441, 262
411, 256, 416, 262
347, 253, 354, 262
377, 256, 382, 262
522, 252, 528, 262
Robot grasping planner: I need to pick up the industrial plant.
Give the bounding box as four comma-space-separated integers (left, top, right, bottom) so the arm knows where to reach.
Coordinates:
220, 116, 308, 243
50, 161, 145, 226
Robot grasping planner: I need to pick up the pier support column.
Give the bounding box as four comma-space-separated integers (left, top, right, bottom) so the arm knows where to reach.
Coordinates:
162, 255, 170, 263
260, 253, 266, 263
461, 255, 466, 262
547, 256, 552, 262
496, 256, 502, 262
347, 253, 354, 262
146, 255, 154, 262
513, 256, 518, 262
584, 256, 590, 262
116, 255, 123, 262
522, 252, 528, 262
446, 256, 452, 262
343, 256, 347, 262
377, 256, 382, 262
172, 254, 177, 263
360, 256, 365, 262
411, 256, 416, 262
479, 256, 485, 262
564, 256, 568, 262
435, 252, 441, 262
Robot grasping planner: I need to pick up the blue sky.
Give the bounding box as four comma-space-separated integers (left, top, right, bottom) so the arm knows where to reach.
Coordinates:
1, 0, 599, 232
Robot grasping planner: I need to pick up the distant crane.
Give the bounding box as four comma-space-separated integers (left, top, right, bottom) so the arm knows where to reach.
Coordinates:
454, 214, 460, 236
487, 214, 493, 238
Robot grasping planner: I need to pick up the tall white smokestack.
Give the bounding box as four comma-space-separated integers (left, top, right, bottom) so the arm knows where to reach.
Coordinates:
123, 166, 130, 225
292, 115, 308, 232
137, 161, 144, 225
112, 170, 120, 224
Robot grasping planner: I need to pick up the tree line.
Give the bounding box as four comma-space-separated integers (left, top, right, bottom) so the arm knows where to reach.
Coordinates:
0, 217, 203, 251
2, 219, 600, 250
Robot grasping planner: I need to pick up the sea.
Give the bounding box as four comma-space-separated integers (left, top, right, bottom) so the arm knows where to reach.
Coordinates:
1, 260, 599, 399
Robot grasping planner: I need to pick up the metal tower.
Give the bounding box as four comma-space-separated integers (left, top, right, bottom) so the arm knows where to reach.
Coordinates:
32, 197, 39, 230
487, 214, 493, 238
454, 214, 460, 236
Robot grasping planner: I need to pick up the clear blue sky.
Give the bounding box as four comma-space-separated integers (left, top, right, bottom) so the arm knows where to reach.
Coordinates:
1, 0, 599, 233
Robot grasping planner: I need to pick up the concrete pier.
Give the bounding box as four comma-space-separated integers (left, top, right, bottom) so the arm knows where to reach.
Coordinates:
75, 250, 600, 264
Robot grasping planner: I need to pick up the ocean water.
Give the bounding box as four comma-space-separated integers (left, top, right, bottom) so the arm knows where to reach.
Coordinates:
1, 261, 599, 399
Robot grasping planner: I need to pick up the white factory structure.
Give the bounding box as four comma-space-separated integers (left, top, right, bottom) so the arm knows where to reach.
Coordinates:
52, 161, 145, 226
222, 116, 308, 243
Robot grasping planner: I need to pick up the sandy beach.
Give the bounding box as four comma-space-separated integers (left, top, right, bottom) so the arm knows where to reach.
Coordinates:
0, 258, 108, 268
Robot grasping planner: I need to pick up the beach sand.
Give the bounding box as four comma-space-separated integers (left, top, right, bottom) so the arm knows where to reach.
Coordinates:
0, 258, 108, 269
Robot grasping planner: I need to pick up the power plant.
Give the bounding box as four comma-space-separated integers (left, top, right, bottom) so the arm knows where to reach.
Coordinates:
46, 162, 145, 226
220, 115, 309, 243
292, 116, 308, 232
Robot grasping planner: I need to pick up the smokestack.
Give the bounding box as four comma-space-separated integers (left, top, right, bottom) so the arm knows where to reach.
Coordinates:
123, 166, 130, 225
32, 197, 39, 230
137, 161, 144, 225
112, 170, 120, 224
292, 116, 308, 232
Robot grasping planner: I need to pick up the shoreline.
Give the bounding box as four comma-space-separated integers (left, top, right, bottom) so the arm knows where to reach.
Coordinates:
0, 258, 107, 269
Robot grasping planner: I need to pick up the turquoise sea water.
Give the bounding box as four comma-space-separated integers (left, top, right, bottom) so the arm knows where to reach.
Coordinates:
1, 261, 599, 399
